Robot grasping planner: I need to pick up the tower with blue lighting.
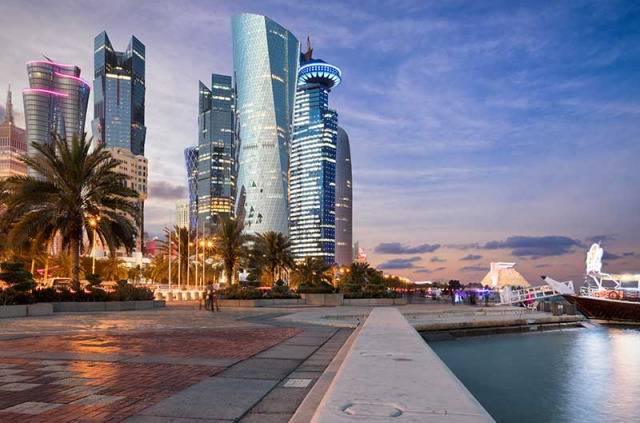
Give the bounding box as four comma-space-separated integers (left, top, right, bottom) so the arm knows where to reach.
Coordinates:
289, 39, 341, 264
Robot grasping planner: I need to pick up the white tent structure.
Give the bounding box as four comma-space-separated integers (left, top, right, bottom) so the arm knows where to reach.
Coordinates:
480, 262, 531, 288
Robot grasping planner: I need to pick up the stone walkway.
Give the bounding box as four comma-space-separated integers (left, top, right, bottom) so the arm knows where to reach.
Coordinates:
0, 307, 353, 422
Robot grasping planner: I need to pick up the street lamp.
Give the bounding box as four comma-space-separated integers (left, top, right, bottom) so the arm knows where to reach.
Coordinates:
188, 242, 193, 287
89, 216, 101, 274
200, 240, 206, 287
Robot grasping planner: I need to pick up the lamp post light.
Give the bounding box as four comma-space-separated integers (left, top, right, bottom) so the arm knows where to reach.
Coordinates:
188, 242, 193, 287
89, 216, 101, 274
200, 240, 206, 287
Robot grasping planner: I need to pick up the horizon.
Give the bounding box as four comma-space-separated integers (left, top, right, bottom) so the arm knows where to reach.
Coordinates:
1, 0, 638, 284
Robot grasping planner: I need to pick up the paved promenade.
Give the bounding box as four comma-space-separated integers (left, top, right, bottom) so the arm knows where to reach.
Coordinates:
0, 306, 352, 422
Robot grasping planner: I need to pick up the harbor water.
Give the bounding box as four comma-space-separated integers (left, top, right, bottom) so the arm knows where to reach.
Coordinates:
430, 326, 640, 423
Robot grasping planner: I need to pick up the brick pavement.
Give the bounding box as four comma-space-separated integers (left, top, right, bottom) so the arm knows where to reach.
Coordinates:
0, 326, 302, 422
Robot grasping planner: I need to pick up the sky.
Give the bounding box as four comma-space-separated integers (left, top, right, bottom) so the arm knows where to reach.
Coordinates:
1, 0, 639, 284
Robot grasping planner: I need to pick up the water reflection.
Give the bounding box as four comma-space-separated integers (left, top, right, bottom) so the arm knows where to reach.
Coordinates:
430, 327, 640, 423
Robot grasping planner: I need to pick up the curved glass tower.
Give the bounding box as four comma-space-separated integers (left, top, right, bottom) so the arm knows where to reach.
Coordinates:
289, 43, 341, 264
232, 13, 300, 235
23, 60, 90, 158
184, 146, 199, 231
335, 126, 353, 266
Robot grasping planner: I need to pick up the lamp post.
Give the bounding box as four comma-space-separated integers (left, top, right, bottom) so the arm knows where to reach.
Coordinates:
187, 241, 193, 287
200, 240, 206, 287
89, 216, 101, 274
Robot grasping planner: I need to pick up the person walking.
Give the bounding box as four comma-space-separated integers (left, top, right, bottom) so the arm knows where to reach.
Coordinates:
205, 283, 213, 311
211, 283, 220, 312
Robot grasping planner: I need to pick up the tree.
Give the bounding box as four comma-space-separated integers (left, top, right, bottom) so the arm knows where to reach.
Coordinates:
0, 133, 139, 289
0, 262, 36, 305
290, 257, 333, 289
254, 231, 294, 285
213, 217, 248, 285
100, 253, 127, 281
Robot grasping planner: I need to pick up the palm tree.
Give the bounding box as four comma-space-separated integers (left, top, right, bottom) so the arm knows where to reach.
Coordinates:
254, 231, 294, 285
213, 216, 248, 285
290, 257, 333, 289
0, 133, 139, 289
100, 253, 127, 281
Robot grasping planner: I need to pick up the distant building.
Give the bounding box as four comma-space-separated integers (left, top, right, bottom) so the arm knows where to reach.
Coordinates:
290, 40, 341, 264
0, 85, 27, 178
23, 60, 90, 163
335, 126, 352, 266
196, 75, 235, 236
176, 201, 190, 229
184, 146, 199, 231
105, 147, 147, 254
480, 262, 531, 287
232, 13, 300, 235
92, 32, 146, 155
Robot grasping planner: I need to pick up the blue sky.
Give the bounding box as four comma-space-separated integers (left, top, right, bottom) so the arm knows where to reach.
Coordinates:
0, 0, 638, 283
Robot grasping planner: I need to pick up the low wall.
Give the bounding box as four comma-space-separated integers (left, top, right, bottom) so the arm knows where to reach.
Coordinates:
301, 293, 344, 306
218, 298, 304, 308
0, 303, 54, 318
311, 307, 495, 422
342, 297, 407, 306
52, 300, 164, 313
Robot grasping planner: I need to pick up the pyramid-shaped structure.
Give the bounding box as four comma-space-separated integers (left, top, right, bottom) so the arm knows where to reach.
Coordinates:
480, 262, 531, 287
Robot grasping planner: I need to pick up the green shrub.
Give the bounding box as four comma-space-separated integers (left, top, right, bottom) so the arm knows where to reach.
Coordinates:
221, 285, 263, 299
297, 283, 335, 294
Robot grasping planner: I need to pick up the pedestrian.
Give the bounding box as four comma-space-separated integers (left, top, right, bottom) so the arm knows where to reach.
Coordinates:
205, 283, 213, 310
211, 283, 220, 312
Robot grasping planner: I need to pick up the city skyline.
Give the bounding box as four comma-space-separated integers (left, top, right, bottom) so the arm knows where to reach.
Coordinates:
0, 0, 638, 283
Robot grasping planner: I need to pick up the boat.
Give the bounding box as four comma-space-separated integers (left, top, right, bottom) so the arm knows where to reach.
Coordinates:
544, 243, 640, 324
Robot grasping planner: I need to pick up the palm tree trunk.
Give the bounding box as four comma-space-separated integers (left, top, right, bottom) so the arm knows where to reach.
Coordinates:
70, 234, 81, 290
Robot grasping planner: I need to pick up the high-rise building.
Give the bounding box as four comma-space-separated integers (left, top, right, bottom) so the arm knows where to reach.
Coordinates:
196, 75, 235, 236
105, 147, 147, 253
23, 60, 90, 160
0, 85, 27, 179
232, 13, 300, 235
289, 41, 341, 264
184, 146, 199, 231
335, 126, 352, 266
92, 32, 146, 155
176, 201, 190, 229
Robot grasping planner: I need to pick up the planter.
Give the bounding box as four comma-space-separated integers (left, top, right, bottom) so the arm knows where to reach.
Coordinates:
153, 300, 166, 308
342, 297, 408, 306
301, 293, 344, 306
27, 303, 53, 316
218, 298, 304, 308
0, 304, 27, 318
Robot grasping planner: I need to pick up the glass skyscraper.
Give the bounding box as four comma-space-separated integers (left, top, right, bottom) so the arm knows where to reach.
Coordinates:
196, 75, 235, 236
232, 13, 300, 235
184, 146, 199, 231
335, 126, 353, 266
23, 60, 90, 162
289, 43, 341, 264
92, 31, 146, 155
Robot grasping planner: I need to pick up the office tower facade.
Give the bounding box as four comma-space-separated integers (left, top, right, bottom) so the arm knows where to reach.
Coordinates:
289, 43, 341, 264
92, 31, 146, 155
23, 60, 90, 159
197, 75, 235, 236
184, 146, 199, 231
335, 126, 352, 266
0, 85, 27, 178
105, 147, 148, 253
232, 13, 300, 235
176, 201, 190, 229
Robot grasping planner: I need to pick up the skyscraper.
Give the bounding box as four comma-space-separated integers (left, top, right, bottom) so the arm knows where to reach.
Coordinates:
92, 31, 146, 155
23, 60, 90, 159
335, 126, 353, 266
184, 146, 199, 231
289, 41, 341, 264
196, 75, 235, 236
232, 13, 300, 235
0, 85, 27, 178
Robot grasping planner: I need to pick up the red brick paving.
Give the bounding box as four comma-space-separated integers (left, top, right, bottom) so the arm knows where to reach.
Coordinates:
0, 327, 303, 422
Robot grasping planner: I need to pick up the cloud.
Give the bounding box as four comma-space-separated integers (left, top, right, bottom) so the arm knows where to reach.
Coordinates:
375, 242, 440, 254
148, 181, 187, 201
434, 266, 446, 271
377, 256, 423, 269
586, 234, 616, 244
414, 268, 431, 274
460, 265, 487, 272
446, 243, 481, 250
483, 236, 580, 257
623, 252, 636, 257
460, 254, 483, 261
534, 264, 550, 268
430, 256, 446, 263
602, 251, 622, 261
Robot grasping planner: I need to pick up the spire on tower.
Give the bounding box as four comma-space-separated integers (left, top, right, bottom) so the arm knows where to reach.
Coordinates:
303, 36, 313, 62
3, 83, 14, 125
